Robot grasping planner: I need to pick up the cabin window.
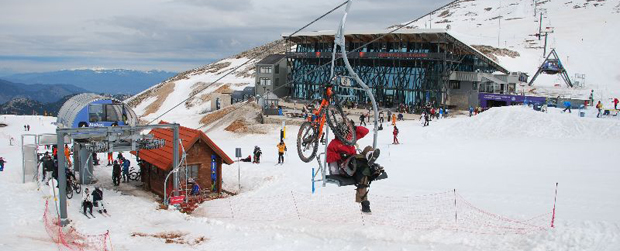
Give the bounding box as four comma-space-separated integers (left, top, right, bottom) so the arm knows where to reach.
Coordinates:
88, 104, 104, 122
187, 164, 199, 180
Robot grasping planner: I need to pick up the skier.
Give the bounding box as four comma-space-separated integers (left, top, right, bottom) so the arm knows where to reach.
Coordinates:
0, 157, 5, 171
82, 187, 94, 217
112, 160, 121, 186
393, 126, 400, 144
277, 140, 287, 164
359, 113, 366, 126
253, 146, 262, 164
121, 157, 130, 182
596, 101, 603, 118
92, 187, 107, 214
325, 126, 384, 214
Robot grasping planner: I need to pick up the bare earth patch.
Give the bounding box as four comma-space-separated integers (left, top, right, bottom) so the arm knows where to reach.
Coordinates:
131, 231, 207, 246
141, 82, 176, 117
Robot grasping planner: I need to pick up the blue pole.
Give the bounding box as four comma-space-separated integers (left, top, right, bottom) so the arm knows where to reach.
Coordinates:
312, 167, 315, 194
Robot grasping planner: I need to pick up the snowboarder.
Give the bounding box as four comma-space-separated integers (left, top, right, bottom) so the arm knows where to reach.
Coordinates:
277, 140, 287, 164
82, 187, 94, 217
92, 187, 107, 214
563, 101, 572, 113
121, 157, 130, 182
359, 113, 366, 126
112, 160, 121, 186
596, 101, 603, 118
325, 126, 384, 214
253, 146, 262, 164
393, 126, 400, 144
0, 157, 5, 171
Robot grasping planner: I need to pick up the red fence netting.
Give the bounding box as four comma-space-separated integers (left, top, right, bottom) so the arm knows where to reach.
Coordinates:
43, 200, 112, 251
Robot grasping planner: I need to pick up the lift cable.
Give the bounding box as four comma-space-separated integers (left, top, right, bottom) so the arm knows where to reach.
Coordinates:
147, 1, 348, 125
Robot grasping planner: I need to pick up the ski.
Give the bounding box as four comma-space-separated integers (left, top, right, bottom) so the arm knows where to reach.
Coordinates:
89, 212, 96, 218
82, 212, 91, 219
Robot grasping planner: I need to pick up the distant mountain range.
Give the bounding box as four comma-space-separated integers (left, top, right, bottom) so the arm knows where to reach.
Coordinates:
0, 79, 87, 104
2, 68, 177, 94
0, 95, 75, 116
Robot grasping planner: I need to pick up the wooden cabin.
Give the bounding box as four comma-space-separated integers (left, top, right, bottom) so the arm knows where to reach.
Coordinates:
132, 122, 234, 198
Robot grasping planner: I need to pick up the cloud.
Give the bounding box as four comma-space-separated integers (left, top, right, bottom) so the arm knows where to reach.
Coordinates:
0, 0, 453, 73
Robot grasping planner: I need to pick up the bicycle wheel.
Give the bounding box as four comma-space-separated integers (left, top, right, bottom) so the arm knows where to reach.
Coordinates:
75, 183, 82, 194
129, 172, 138, 181
66, 185, 73, 199
296, 122, 319, 163
326, 103, 357, 145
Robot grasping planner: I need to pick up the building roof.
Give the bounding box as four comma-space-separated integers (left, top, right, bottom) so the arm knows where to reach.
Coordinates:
256, 54, 286, 65
132, 122, 234, 171
282, 29, 509, 74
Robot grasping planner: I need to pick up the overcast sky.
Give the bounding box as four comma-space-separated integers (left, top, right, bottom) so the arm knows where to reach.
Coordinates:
0, 0, 452, 75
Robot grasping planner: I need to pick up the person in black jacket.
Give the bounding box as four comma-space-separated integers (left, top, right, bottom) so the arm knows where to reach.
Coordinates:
92, 187, 107, 214
112, 160, 121, 186
41, 152, 55, 184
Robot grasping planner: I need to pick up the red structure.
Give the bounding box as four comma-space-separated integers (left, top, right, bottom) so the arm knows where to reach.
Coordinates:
132, 122, 233, 198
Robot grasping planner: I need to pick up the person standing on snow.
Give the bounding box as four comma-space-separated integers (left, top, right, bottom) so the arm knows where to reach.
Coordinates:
121, 157, 130, 182
469, 106, 474, 117
614, 98, 619, 110
64, 145, 72, 168
0, 157, 5, 171
359, 113, 366, 126
112, 160, 121, 186
253, 146, 262, 164
596, 101, 603, 118
107, 152, 113, 166
393, 126, 400, 144
277, 141, 287, 164
325, 126, 384, 214
391, 113, 397, 126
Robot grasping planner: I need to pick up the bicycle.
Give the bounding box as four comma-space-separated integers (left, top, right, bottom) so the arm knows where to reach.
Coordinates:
65, 178, 82, 199
297, 81, 356, 163
129, 166, 141, 181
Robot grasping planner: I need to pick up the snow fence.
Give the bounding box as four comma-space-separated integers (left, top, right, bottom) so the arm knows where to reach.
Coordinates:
43, 200, 112, 251
201, 190, 552, 235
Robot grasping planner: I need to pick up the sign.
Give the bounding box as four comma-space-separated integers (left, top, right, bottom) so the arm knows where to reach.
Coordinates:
235, 148, 242, 158
169, 195, 185, 205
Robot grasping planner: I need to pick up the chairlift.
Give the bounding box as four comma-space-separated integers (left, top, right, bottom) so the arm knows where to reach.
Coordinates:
541, 59, 561, 74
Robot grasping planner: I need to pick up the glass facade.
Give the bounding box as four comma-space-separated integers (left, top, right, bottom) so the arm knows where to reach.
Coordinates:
286, 32, 502, 108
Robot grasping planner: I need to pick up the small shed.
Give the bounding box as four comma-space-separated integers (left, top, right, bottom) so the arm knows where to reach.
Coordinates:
132, 122, 234, 197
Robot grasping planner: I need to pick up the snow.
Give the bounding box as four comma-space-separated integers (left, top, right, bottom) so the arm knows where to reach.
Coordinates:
398, 0, 620, 99
1, 105, 620, 250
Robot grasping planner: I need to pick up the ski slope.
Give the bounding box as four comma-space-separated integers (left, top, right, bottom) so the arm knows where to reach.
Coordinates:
394, 0, 620, 99
1, 106, 619, 250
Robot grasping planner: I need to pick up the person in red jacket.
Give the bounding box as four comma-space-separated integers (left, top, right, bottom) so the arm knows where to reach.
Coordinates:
326, 126, 383, 213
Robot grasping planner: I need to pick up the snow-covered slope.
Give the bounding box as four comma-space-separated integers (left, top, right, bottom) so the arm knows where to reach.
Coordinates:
126, 40, 288, 125
392, 0, 620, 99
2, 107, 620, 250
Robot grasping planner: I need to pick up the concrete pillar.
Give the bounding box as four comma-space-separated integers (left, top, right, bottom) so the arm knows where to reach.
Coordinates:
56, 132, 69, 226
